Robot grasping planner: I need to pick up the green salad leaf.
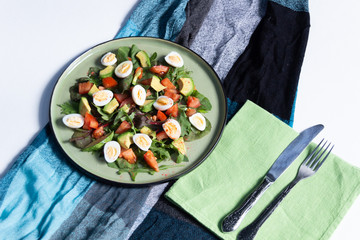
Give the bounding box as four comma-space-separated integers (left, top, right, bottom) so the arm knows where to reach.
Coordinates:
191, 90, 212, 113
58, 101, 79, 115
184, 117, 212, 142
117, 46, 130, 63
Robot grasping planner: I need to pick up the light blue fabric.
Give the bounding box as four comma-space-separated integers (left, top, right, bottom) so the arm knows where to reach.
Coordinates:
0, 0, 188, 239
115, 0, 189, 41
0, 127, 94, 240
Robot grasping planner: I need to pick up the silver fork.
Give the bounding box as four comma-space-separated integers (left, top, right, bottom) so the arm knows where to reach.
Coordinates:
237, 139, 334, 240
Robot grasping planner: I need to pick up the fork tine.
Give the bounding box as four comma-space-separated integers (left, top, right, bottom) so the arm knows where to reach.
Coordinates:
313, 144, 334, 171
310, 142, 331, 170
303, 139, 324, 165
306, 140, 327, 167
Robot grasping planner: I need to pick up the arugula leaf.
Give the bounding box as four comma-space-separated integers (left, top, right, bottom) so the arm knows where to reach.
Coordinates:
58, 101, 79, 115
176, 153, 189, 163
130, 44, 141, 69
118, 73, 133, 92
149, 52, 157, 66
191, 91, 212, 113
184, 117, 212, 141
117, 46, 130, 63
93, 104, 118, 121
150, 145, 171, 162
87, 67, 102, 86
178, 109, 192, 137
69, 84, 81, 102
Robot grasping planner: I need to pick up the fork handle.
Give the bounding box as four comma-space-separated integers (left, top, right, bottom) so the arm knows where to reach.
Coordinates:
237, 179, 299, 240
221, 176, 273, 232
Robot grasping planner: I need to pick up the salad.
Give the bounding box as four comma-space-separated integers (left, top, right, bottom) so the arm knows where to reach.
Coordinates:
58, 44, 212, 181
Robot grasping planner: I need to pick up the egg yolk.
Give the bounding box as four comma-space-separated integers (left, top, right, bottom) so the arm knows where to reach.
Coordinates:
164, 122, 178, 137
66, 116, 82, 127
106, 146, 117, 159
119, 63, 131, 74
169, 55, 181, 64
94, 91, 109, 102
157, 98, 169, 106
192, 116, 204, 126
136, 135, 149, 148
104, 53, 115, 63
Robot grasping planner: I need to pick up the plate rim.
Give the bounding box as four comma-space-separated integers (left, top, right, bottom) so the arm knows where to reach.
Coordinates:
49, 36, 227, 186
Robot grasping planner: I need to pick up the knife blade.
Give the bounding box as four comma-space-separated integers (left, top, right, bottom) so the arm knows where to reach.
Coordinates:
221, 124, 324, 232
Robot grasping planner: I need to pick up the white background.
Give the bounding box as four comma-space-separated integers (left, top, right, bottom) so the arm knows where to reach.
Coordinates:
0, 0, 359, 239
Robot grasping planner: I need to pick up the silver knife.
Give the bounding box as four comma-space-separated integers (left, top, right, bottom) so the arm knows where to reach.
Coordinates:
221, 124, 324, 232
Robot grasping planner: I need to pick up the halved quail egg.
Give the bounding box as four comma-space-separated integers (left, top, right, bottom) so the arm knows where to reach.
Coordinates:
92, 90, 113, 107
162, 119, 181, 140
133, 133, 152, 152
62, 114, 84, 128
189, 113, 206, 131
103, 141, 121, 163
132, 85, 146, 106
115, 60, 133, 78
101, 52, 117, 66
165, 51, 184, 68
153, 96, 174, 111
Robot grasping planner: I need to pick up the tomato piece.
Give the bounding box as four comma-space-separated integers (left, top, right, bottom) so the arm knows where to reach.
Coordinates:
186, 108, 197, 117
165, 103, 178, 117
143, 150, 159, 172
83, 112, 99, 130
121, 148, 137, 164
114, 93, 129, 104
78, 81, 93, 94
157, 110, 167, 121
92, 126, 105, 139
187, 96, 201, 108
164, 88, 181, 102
146, 89, 152, 97
115, 120, 132, 134
102, 77, 118, 88
149, 65, 169, 76
139, 78, 152, 85
160, 78, 176, 89
156, 131, 169, 141
135, 67, 143, 80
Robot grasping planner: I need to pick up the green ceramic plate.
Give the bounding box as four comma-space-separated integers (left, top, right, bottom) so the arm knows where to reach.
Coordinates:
50, 37, 227, 186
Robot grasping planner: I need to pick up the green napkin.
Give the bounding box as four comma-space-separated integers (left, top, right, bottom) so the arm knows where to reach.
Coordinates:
165, 100, 360, 240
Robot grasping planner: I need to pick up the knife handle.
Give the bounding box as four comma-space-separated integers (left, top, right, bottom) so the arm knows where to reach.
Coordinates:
237, 180, 298, 240
221, 176, 273, 232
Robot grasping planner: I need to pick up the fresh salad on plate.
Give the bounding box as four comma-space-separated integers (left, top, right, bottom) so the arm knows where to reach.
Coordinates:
58, 44, 212, 181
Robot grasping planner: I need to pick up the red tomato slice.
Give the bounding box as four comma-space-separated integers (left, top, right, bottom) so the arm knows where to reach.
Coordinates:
156, 131, 169, 141
156, 110, 167, 121
114, 93, 129, 104
160, 78, 176, 89
165, 103, 178, 117
164, 88, 181, 102
143, 150, 159, 172
187, 96, 201, 108
78, 81, 93, 94
121, 148, 137, 164
135, 67, 143, 80
102, 77, 118, 88
139, 78, 152, 86
83, 112, 99, 130
92, 126, 105, 139
186, 108, 197, 117
149, 65, 169, 76
115, 120, 132, 134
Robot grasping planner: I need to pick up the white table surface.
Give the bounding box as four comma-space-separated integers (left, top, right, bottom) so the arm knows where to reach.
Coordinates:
1, 0, 359, 239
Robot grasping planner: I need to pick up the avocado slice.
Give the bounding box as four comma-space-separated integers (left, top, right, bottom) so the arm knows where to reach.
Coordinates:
117, 131, 134, 149
119, 104, 130, 114
177, 77, 194, 96
103, 98, 119, 114
135, 50, 151, 67
140, 100, 155, 113
82, 132, 114, 152
99, 65, 115, 79
88, 84, 99, 96
172, 137, 186, 155
150, 75, 166, 92
79, 97, 91, 116
140, 126, 153, 135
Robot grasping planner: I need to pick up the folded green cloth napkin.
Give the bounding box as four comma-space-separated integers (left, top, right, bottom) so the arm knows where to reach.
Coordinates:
165, 100, 360, 240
